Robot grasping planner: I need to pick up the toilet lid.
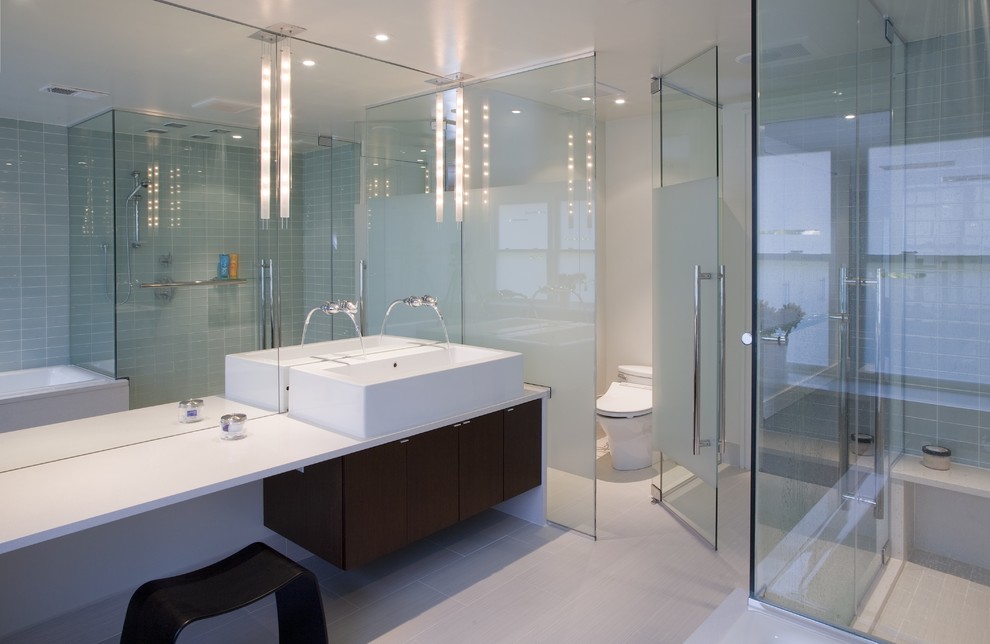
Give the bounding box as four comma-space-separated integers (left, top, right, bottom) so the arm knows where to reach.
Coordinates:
596, 382, 652, 418
617, 364, 652, 380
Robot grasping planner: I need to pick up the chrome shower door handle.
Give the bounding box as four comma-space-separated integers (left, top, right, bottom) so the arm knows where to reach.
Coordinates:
259, 260, 268, 349
693, 265, 702, 455
718, 265, 726, 457
873, 267, 884, 519
358, 259, 367, 336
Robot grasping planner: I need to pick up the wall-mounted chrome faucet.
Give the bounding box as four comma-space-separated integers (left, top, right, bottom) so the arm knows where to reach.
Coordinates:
380, 294, 451, 349
301, 299, 365, 355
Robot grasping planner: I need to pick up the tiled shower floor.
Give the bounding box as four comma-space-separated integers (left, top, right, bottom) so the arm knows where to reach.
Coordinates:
868, 552, 990, 644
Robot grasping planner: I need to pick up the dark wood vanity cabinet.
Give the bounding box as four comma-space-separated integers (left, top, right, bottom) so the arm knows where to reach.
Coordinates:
264, 398, 543, 570
503, 400, 543, 499
405, 425, 459, 542
458, 412, 504, 520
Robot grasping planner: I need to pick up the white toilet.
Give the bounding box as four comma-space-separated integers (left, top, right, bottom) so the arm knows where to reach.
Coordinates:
596, 365, 654, 470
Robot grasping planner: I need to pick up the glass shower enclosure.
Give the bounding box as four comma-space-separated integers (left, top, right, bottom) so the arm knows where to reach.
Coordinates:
754, 0, 990, 640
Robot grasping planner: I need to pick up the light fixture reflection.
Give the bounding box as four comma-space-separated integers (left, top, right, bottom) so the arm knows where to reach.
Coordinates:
435, 92, 444, 223
260, 49, 272, 221
278, 41, 292, 220
455, 87, 464, 224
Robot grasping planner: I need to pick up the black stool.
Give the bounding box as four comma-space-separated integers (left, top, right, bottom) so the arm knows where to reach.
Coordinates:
120, 542, 328, 643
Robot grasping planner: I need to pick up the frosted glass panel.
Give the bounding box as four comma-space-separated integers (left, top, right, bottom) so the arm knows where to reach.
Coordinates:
461, 58, 597, 537
363, 92, 463, 343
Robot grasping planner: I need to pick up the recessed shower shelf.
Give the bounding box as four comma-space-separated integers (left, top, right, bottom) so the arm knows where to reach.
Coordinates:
140, 279, 249, 288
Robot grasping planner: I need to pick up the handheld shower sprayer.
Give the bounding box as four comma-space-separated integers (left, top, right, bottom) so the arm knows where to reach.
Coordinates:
127, 171, 149, 248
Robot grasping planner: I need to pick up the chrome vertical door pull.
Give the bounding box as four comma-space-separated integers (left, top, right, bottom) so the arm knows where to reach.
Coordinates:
693, 266, 703, 454
718, 265, 726, 458
691, 266, 715, 455
873, 268, 884, 519
259, 259, 268, 349
259, 259, 276, 349
358, 259, 368, 336
834, 266, 851, 495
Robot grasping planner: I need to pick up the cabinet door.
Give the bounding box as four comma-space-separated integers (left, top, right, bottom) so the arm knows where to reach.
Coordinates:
342, 441, 407, 569
458, 412, 504, 519
503, 399, 543, 499
263, 458, 344, 567
405, 425, 459, 542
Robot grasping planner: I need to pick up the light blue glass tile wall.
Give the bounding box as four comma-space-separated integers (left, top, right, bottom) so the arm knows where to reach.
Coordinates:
112, 130, 259, 408
68, 114, 115, 376
300, 142, 359, 343
896, 27, 990, 466
0, 118, 70, 372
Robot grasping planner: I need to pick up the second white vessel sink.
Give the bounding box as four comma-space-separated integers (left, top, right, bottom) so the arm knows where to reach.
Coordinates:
288, 343, 524, 438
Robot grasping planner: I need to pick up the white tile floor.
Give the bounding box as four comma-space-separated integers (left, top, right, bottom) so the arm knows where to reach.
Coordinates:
3, 456, 752, 644
870, 562, 990, 644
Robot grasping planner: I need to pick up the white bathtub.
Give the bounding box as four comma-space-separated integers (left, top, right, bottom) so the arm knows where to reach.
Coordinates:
0, 365, 129, 433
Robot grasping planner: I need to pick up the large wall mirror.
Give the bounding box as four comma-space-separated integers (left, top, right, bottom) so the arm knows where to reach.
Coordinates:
0, 0, 442, 472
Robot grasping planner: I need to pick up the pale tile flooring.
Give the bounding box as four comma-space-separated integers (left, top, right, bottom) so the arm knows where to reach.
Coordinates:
870, 558, 990, 644
3, 455, 751, 644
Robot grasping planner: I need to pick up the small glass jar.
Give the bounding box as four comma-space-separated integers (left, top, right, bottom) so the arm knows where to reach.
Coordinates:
178, 399, 204, 423
220, 413, 248, 440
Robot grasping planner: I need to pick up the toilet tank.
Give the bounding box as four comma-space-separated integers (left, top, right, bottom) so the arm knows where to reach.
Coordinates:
617, 364, 652, 386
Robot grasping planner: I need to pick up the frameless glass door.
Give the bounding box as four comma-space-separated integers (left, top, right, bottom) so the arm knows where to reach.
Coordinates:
652, 47, 722, 547
753, 0, 899, 627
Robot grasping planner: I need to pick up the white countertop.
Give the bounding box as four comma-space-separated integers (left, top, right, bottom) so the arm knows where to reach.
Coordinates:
0, 388, 547, 555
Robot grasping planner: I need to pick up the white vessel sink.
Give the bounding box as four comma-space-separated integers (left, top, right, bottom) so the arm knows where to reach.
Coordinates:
287, 343, 524, 438
224, 335, 436, 412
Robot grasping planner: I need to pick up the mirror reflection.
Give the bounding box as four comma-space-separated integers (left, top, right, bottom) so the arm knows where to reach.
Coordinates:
0, 0, 443, 472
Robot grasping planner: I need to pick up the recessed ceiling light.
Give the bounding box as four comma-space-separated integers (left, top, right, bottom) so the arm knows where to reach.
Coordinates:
844, 114, 856, 120
511, 109, 522, 114
231, 134, 243, 139
614, 98, 627, 105
301, 59, 316, 67
581, 96, 592, 102
374, 33, 389, 42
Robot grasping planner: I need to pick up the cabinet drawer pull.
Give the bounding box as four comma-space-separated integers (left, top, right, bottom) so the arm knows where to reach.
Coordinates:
507, 407, 515, 412
400, 439, 409, 444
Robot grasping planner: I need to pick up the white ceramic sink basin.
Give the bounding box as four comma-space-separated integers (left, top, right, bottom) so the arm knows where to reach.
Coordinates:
224, 335, 438, 412
287, 343, 524, 438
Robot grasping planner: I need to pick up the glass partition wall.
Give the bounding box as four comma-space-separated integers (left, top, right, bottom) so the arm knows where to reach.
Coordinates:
754, 0, 990, 640
363, 57, 598, 536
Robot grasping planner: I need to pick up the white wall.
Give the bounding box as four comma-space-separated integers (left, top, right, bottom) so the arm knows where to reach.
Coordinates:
602, 115, 654, 393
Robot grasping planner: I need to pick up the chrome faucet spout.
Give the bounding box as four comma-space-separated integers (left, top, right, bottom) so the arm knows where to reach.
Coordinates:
301, 299, 365, 356
380, 294, 450, 350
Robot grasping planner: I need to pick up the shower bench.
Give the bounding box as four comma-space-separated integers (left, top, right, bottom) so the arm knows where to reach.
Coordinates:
890, 458, 990, 571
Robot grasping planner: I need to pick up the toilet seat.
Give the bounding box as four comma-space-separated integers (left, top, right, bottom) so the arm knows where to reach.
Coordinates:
596, 382, 652, 418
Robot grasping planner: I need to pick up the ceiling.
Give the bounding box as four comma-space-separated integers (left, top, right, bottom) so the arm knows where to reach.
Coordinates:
170, 0, 754, 113
0, 0, 752, 135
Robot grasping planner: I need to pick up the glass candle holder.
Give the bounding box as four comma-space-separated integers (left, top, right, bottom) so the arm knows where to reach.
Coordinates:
220, 413, 248, 440
178, 399, 205, 423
